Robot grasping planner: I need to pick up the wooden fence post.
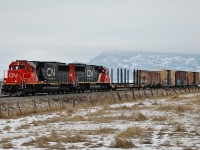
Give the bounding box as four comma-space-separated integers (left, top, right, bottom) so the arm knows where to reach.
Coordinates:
90, 94, 94, 106
72, 96, 75, 108
143, 90, 147, 98
48, 99, 51, 110
105, 93, 110, 104
97, 93, 101, 102
17, 101, 22, 115
0, 103, 1, 117
138, 90, 142, 99
112, 92, 116, 103
117, 92, 121, 101
165, 89, 168, 96
32, 100, 37, 113
125, 91, 129, 101
7, 103, 10, 116
188, 87, 190, 93
150, 89, 154, 98
132, 90, 136, 100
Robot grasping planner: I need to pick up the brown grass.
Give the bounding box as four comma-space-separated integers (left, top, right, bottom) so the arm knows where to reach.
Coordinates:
175, 105, 192, 112
3, 125, 11, 131
73, 128, 118, 135
175, 124, 187, 132
111, 137, 135, 149
117, 126, 153, 139
16, 124, 30, 130
62, 135, 89, 143
152, 116, 167, 122
2, 143, 13, 149
88, 111, 148, 123
26, 130, 90, 148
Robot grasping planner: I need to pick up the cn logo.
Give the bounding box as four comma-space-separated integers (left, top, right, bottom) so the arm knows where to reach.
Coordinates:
47, 68, 55, 77
87, 70, 93, 77
9, 73, 18, 78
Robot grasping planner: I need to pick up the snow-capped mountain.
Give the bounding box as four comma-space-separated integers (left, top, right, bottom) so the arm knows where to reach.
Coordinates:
89, 51, 200, 71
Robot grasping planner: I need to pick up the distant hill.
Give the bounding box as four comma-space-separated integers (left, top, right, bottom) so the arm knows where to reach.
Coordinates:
89, 51, 200, 71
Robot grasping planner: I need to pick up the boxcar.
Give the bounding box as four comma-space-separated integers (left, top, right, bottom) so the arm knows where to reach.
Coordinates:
175, 71, 187, 86
138, 70, 160, 87
160, 70, 176, 86
187, 71, 200, 85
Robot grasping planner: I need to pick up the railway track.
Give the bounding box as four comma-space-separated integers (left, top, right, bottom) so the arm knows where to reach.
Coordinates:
0, 87, 200, 101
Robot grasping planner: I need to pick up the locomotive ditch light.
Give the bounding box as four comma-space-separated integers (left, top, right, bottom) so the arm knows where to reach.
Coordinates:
15, 80, 17, 83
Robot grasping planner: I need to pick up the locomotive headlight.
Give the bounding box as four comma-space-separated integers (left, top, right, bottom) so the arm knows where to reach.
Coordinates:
4, 81, 6, 83
15, 80, 17, 83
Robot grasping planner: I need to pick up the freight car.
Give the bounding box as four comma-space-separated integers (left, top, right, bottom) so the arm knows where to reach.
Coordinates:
1, 60, 111, 96
137, 70, 161, 88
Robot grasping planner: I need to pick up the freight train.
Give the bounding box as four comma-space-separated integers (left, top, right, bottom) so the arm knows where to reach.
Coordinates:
1, 60, 200, 96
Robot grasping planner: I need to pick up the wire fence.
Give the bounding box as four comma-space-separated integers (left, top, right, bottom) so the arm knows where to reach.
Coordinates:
0, 86, 199, 118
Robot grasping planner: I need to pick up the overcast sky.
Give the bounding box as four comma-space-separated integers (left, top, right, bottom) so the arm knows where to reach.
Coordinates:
0, 0, 200, 77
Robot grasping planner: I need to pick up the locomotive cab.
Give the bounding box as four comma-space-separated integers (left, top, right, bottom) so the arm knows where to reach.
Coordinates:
2, 60, 38, 96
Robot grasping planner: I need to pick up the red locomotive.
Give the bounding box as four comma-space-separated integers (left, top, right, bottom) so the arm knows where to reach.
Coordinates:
2, 60, 111, 96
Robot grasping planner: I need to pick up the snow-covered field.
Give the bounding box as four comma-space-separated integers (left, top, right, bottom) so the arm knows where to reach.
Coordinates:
0, 93, 200, 149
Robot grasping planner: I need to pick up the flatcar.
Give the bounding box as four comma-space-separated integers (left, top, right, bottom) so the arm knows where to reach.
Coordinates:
1, 60, 111, 96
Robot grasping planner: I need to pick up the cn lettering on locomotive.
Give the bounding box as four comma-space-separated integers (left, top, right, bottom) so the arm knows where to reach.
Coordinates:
87, 70, 93, 78
47, 68, 56, 77
9, 73, 18, 78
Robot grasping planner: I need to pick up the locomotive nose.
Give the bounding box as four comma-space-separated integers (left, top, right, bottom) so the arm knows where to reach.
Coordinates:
7, 71, 21, 83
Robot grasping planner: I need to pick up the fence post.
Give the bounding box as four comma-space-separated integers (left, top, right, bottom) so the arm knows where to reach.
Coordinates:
32, 100, 37, 113
0, 103, 1, 117
143, 90, 147, 98
188, 87, 190, 93
7, 103, 10, 116
72, 95, 75, 108
105, 93, 110, 104
150, 89, 154, 98
117, 92, 121, 101
138, 90, 142, 99
17, 101, 22, 115
132, 90, 136, 100
125, 91, 129, 101
90, 94, 94, 106
112, 92, 116, 103
47, 99, 51, 110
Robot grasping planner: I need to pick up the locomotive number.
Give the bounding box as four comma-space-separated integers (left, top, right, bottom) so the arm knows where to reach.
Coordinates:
9, 73, 18, 78
47, 68, 55, 77
87, 70, 93, 77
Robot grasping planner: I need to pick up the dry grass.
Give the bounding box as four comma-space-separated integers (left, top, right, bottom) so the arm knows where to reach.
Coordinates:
117, 126, 153, 139
170, 94, 179, 100
2, 143, 13, 149
175, 104, 192, 112
134, 112, 148, 121
0, 138, 13, 149
157, 104, 192, 113
160, 140, 171, 146
3, 125, 11, 131
152, 116, 167, 122
175, 124, 187, 132
24, 129, 90, 148
88, 111, 148, 123
74, 128, 118, 135
111, 137, 136, 149
16, 124, 30, 130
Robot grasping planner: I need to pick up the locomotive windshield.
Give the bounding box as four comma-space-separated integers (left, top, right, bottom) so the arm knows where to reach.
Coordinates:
9, 65, 25, 70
